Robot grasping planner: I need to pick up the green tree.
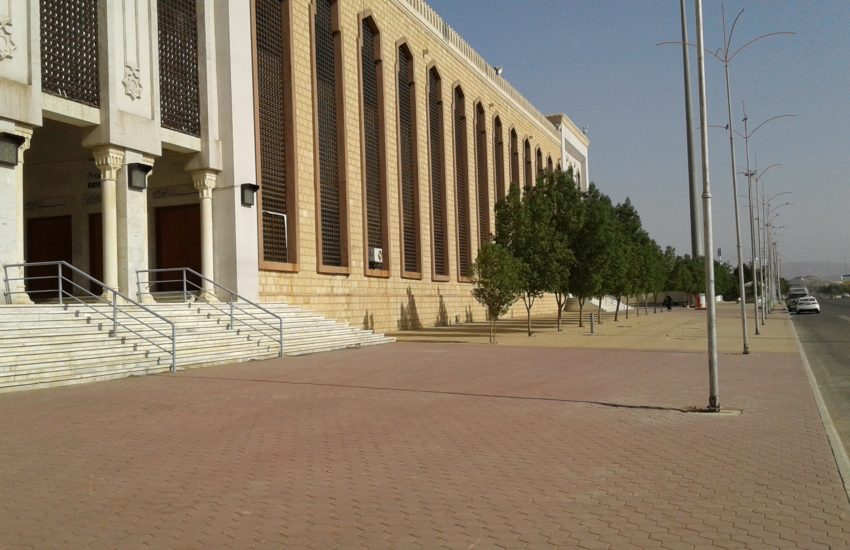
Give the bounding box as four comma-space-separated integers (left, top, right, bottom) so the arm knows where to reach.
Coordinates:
607, 198, 642, 321
495, 182, 555, 336
544, 168, 581, 331
570, 184, 615, 327
667, 254, 694, 301
472, 242, 525, 344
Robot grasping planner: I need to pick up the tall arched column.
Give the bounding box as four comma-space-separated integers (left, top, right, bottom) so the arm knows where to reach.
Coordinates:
93, 146, 124, 296
192, 169, 217, 298
0, 126, 33, 304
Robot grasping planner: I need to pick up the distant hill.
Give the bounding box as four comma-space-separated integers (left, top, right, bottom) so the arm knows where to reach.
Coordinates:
782, 261, 848, 281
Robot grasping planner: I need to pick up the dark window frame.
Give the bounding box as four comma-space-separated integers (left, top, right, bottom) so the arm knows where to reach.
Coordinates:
493, 115, 505, 202
427, 65, 449, 281
453, 84, 472, 282
510, 128, 520, 189
396, 41, 421, 279
474, 102, 490, 249
311, 0, 350, 274
358, 14, 389, 278
252, 0, 299, 272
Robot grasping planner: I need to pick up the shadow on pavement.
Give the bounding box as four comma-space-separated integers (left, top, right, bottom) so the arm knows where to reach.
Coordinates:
178, 374, 690, 413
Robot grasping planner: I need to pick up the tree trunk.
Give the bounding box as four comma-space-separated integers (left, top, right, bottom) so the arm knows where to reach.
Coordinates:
578, 296, 585, 327
615, 297, 621, 322
555, 293, 565, 332
625, 296, 630, 319
597, 296, 603, 324
523, 294, 533, 336
653, 292, 658, 313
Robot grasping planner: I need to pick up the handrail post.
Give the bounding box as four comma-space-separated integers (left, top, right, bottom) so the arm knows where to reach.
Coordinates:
171, 325, 176, 373
111, 293, 117, 336
279, 318, 284, 357
229, 295, 234, 330
182, 269, 187, 302
2, 266, 9, 304
57, 263, 63, 306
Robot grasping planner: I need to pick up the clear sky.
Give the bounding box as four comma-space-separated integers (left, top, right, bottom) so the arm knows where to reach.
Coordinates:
426, 0, 850, 268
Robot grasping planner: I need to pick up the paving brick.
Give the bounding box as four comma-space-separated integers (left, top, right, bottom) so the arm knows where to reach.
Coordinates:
1, 307, 848, 547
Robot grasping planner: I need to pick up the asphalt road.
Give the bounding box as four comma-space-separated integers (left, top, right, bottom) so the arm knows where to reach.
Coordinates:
792, 297, 850, 456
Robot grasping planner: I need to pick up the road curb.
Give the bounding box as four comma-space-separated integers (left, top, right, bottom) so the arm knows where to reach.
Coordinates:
789, 317, 850, 504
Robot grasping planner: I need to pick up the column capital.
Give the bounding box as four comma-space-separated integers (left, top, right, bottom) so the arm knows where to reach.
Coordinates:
191, 169, 218, 199
13, 125, 33, 157
92, 146, 125, 180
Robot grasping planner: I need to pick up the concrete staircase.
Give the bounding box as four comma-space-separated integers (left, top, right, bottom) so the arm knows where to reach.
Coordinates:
0, 301, 393, 393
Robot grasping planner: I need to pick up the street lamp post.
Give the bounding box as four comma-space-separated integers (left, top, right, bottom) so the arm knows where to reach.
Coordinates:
753, 169, 788, 317
695, 0, 720, 411
741, 111, 794, 324
707, 7, 793, 354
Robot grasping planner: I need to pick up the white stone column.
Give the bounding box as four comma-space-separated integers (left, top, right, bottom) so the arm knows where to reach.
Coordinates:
117, 154, 152, 301
93, 146, 124, 296
192, 169, 217, 297
0, 126, 33, 303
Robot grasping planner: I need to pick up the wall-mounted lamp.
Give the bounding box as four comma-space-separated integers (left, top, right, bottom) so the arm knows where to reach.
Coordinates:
241, 183, 260, 207
0, 132, 26, 167
127, 163, 153, 190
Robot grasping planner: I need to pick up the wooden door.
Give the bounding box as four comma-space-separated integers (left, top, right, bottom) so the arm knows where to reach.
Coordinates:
155, 204, 202, 293
25, 216, 73, 300
88, 213, 103, 294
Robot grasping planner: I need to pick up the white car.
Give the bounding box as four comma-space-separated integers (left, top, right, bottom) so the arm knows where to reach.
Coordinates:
795, 296, 820, 314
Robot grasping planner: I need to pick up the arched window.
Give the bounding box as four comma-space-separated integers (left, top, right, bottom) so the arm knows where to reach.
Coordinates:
536, 147, 543, 179
397, 44, 420, 276
547, 155, 553, 172
314, 0, 348, 270
474, 103, 489, 248
454, 86, 471, 279
493, 116, 505, 201
360, 17, 387, 274
523, 138, 532, 188
510, 129, 519, 187
428, 67, 448, 279
255, 0, 297, 267
557, 160, 563, 172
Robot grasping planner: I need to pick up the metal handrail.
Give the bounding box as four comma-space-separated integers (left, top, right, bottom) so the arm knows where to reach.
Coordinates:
3, 261, 177, 372
137, 267, 284, 357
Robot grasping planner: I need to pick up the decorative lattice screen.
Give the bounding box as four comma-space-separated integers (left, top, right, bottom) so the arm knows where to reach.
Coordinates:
428, 69, 447, 277
361, 21, 384, 269
256, 0, 289, 263
454, 88, 470, 278
316, 0, 343, 267
475, 105, 489, 247
494, 117, 505, 201
41, 0, 100, 107
398, 47, 419, 274
158, 0, 201, 136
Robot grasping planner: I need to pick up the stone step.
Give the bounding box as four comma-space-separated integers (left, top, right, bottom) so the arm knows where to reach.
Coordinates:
0, 360, 170, 393
0, 298, 393, 393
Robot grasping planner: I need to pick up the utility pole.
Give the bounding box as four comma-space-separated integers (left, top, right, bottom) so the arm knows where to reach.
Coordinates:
680, 0, 703, 258
695, 0, 719, 411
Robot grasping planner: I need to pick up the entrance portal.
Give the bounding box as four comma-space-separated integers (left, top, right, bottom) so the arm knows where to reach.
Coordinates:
154, 204, 201, 293
25, 215, 73, 300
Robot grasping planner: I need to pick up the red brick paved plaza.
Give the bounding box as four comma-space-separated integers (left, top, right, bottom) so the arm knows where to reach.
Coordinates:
1, 309, 848, 548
